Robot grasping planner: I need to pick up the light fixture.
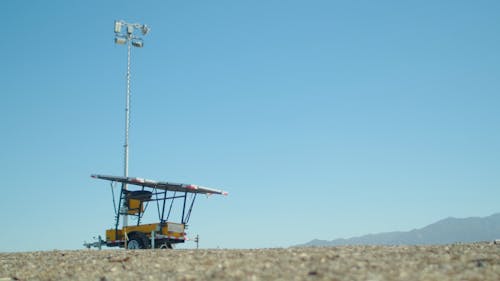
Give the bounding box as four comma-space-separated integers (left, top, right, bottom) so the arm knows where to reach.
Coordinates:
131, 39, 143, 48
127, 25, 134, 35
114, 36, 127, 45
141, 25, 150, 35
114, 21, 122, 33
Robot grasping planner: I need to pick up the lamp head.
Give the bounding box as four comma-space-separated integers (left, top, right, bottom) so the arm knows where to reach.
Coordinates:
141, 25, 150, 35
115, 36, 127, 45
114, 21, 122, 33
131, 39, 144, 48
127, 25, 134, 34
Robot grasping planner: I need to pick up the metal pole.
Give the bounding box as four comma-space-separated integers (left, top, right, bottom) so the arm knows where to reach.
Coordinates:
125, 36, 131, 179
181, 192, 187, 224
122, 35, 132, 229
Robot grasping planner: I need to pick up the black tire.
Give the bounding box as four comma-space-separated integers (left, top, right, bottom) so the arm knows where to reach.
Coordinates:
159, 243, 173, 249
127, 238, 142, 249
127, 232, 150, 249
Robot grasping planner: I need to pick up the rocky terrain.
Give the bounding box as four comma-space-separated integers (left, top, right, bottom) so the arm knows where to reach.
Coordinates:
1, 243, 500, 280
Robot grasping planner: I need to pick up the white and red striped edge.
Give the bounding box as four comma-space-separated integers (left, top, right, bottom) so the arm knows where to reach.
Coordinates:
108, 235, 186, 244
186, 184, 229, 196
130, 177, 157, 185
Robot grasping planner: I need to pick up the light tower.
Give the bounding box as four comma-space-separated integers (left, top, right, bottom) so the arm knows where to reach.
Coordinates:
114, 20, 149, 229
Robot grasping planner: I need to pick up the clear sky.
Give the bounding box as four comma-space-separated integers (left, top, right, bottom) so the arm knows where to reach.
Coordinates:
1, 0, 499, 252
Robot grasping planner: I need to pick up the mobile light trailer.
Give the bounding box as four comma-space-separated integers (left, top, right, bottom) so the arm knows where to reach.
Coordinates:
89, 174, 228, 249
84, 21, 228, 250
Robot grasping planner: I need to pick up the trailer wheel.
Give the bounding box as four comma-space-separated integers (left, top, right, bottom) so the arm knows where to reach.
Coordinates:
159, 243, 173, 249
127, 232, 150, 249
127, 239, 141, 249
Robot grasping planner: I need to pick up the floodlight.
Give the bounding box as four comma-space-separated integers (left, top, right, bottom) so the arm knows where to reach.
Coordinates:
141, 25, 150, 35
127, 25, 134, 34
114, 21, 122, 33
131, 39, 143, 48
115, 36, 127, 45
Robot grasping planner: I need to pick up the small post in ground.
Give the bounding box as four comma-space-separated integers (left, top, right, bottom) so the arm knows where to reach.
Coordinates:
194, 234, 199, 249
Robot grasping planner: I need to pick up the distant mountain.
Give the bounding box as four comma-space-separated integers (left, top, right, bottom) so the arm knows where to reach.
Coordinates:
296, 213, 500, 247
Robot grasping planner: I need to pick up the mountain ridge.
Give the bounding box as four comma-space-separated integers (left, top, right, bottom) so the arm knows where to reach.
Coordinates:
296, 213, 500, 247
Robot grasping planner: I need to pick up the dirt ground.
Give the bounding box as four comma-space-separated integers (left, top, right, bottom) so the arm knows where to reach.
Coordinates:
1, 243, 500, 280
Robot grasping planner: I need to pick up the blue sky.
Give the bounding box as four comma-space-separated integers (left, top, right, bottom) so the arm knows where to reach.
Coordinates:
1, 0, 499, 252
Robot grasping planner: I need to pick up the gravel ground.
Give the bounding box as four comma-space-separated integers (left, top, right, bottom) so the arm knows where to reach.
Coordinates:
1, 243, 500, 280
